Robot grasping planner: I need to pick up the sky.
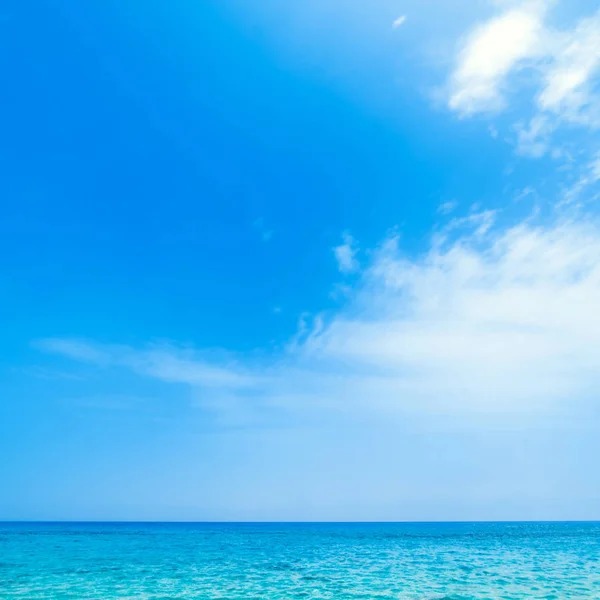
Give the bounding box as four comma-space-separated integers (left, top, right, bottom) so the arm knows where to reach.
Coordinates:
1, 0, 600, 521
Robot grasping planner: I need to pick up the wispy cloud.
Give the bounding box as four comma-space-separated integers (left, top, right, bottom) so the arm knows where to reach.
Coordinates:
333, 232, 359, 274
35, 339, 262, 390
538, 11, 600, 123
443, 208, 497, 238
36, 207, 600, 425
560, 152, 600, 206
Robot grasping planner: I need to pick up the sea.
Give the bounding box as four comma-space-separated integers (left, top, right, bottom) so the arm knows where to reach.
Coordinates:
1, 522, 599, 599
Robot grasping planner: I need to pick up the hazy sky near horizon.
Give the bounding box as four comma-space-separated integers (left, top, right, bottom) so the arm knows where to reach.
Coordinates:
2, 0, 600, 521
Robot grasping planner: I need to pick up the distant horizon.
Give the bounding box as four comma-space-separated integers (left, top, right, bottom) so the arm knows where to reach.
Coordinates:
3, 519, 600, 524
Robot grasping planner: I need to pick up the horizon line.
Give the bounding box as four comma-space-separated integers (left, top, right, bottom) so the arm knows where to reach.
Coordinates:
2, 519, 599, 525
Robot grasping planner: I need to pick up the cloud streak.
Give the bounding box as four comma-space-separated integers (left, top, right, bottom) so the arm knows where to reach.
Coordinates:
34, 339, 261, 390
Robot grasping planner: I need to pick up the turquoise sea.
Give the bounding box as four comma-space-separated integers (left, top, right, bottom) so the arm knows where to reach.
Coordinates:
1, 522, 599, 599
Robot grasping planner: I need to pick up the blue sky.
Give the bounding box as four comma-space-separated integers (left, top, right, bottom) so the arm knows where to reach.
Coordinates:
2, 0, 600, 521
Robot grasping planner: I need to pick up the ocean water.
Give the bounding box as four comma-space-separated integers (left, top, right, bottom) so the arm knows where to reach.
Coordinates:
1, 522, 599, 599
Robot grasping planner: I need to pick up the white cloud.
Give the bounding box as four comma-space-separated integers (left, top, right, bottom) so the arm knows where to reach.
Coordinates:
447, 2, 600, 154
448, 1, 546, 114
37, 209, 600, 423
392, 15, 407, 29
334, 232, 359, 273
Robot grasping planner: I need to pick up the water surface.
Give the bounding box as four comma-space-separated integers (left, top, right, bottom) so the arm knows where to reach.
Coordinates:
1, 522, 599, 598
